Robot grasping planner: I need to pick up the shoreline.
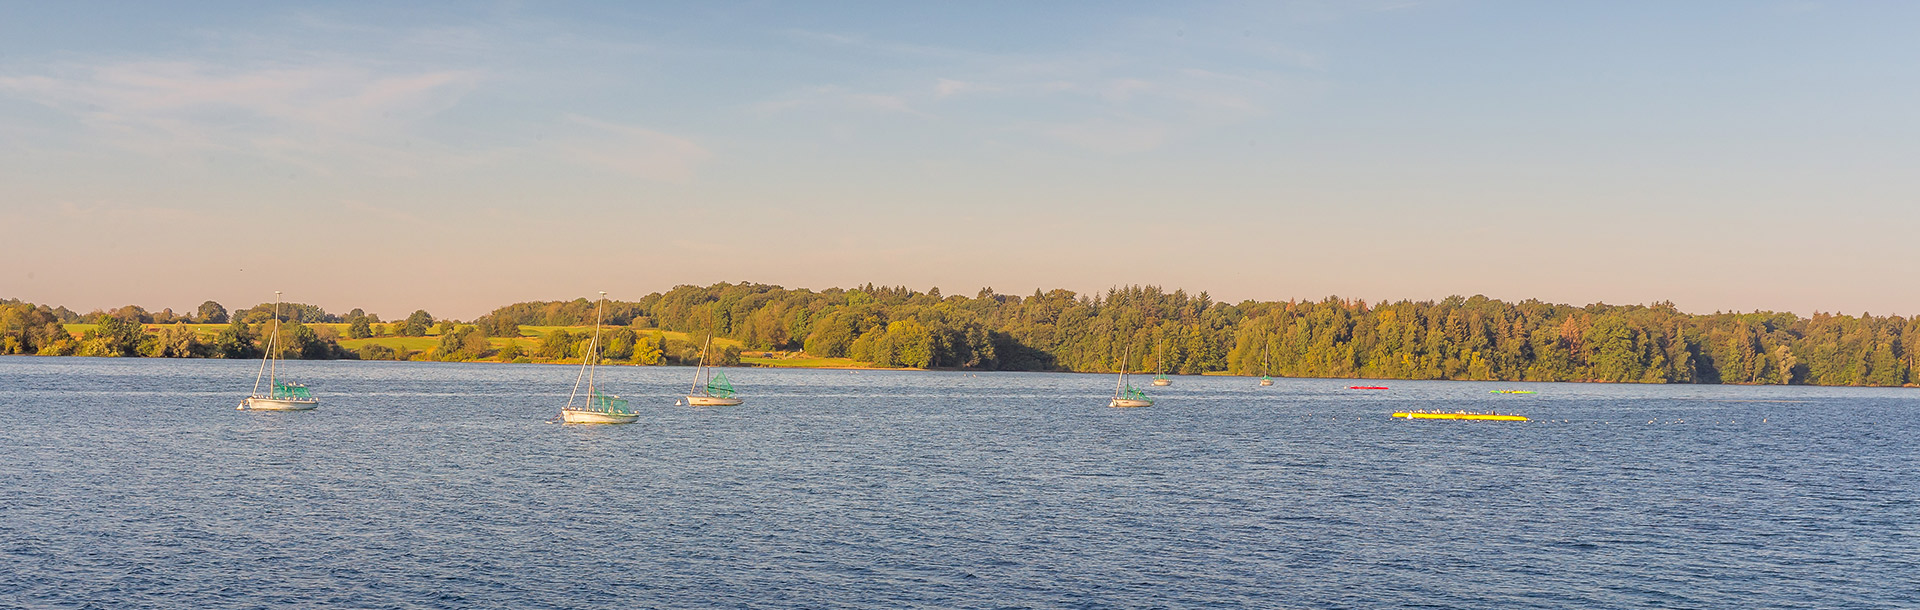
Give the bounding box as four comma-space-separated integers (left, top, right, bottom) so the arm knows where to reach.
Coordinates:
4, 353, 1913, 388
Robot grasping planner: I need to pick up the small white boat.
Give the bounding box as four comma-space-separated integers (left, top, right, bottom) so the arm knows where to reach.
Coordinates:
239, 292, 318, 411
1108, 345, 1154, 408
1259, 376, 1275, 386
1151, 373, 1172, 387
684, 334, 744, 406
558, 292, 638, 424
241, 390, 317, 411
562, 408, 637, 424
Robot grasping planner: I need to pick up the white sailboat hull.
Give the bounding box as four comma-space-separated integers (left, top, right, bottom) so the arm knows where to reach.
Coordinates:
1108, 398, 1153, 408
1259, 379, 1274, 386
240, 396, 318, 411
685, 395, 743, 406
561, 409, 639, 424
1151, 379, 1172, 386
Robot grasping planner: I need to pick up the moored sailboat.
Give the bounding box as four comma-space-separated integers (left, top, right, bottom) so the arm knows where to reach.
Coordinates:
239, 292, 318, 411
685, 335, 743, 406
1109, 345, 1154, 408
1259, 342, 1274, 386
559, 292, 638, 424
1150, 345, 1172, 385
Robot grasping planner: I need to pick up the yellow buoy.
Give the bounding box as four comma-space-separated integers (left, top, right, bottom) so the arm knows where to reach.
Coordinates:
1391, 412, 1529, 421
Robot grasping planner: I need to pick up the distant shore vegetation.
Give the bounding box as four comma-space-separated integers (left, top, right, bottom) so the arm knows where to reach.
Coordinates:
4, 282, 1918, 387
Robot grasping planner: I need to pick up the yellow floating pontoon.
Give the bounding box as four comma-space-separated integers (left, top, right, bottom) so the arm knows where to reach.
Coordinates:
1392, 412, 1529, 421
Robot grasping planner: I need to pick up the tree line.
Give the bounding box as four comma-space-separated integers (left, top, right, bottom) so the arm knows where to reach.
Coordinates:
0, 298, 440, 360
6, 283, 1918, 386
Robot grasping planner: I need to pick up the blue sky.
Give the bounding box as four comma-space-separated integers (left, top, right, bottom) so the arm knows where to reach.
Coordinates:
4, 1, 1917, 319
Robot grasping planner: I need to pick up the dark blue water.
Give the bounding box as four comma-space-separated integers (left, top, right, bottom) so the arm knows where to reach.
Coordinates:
2, 357, 1915, 609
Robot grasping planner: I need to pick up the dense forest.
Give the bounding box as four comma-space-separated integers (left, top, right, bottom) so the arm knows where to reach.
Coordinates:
6, 282, 1919, 387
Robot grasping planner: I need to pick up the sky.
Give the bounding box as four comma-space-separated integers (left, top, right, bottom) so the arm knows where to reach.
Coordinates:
3, 1, 1917, 320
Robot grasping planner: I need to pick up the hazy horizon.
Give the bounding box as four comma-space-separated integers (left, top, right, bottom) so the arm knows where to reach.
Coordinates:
6, 2, 1918, 320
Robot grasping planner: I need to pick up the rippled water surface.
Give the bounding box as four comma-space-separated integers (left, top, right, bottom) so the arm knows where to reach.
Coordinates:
2, 357, 1916, 608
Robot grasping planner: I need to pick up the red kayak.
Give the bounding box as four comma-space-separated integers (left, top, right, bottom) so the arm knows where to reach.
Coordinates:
1348, 386, 1389, 390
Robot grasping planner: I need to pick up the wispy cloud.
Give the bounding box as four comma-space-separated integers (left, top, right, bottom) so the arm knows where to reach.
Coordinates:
0, 59, 483, 170
749, 23, 1311, 154
550, 114, 711, 182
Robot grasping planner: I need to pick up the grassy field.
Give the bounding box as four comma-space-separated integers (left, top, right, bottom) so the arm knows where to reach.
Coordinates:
335, 336, 445, 352
61, 322, 769, 363
65, 322, 421, 340
739, 356, 874, 369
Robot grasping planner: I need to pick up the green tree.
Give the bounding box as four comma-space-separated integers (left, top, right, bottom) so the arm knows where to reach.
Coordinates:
538, 329, 575, 359
196, 301, 228, 324
849, 327, 884, 363
347, 316, 373, 339
803, 311, 859, 357
477, 314, 521, 338
398, 310, 434, 337
601, 327, 637, 360
434, 325, 493, 361
632, 333, 664, 365
887, 320, 933, 368
358, 344, 398, 360
266, 322, 320, 359
210, 321, 258, 358
144, 323, 206, 357
80, 316, 148, 356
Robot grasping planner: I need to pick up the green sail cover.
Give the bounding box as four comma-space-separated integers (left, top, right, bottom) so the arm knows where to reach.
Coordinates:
270, 382, 312, 400
705, 372, 736, 398
587, 390, 633, 415
1119, 384, 1150, 401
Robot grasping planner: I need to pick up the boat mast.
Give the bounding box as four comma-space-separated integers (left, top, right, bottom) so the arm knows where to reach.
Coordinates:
1114, 344, 1130, 398
1261, 340, 1270, 377
690, 334, 713, 396
586, 292, 606, 399
249, 292, 280, 398
267, 293, 282, 393
565, 291, 605, 411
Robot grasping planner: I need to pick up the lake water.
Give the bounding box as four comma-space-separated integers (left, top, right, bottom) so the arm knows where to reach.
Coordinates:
2, 357, 1915, 609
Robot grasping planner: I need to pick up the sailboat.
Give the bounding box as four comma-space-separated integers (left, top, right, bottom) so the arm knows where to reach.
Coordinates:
1109, 345, 1154, 408
1150, 344, 1172, 385
239, 292, 318, 411
559, 292, 638, 424
685, 334, 743, 406
1259, 341, 1275, 386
